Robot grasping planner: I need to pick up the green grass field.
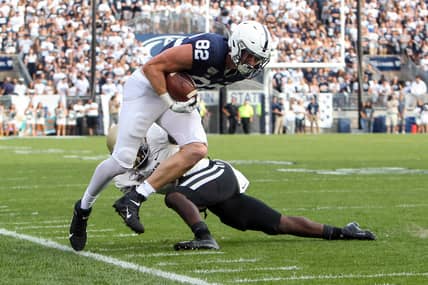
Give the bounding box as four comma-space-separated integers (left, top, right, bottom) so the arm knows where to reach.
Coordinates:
1, 134, 427, 285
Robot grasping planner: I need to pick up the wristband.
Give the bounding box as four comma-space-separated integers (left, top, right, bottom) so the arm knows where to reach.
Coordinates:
159, 92, 174, 107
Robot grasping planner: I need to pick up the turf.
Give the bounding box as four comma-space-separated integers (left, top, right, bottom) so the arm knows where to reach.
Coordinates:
0, 134, 427, 284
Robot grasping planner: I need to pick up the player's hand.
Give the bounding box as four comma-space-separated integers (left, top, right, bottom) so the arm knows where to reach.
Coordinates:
170, 96, 198, 113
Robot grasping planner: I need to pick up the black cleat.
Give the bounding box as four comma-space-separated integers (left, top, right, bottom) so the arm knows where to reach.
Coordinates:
342, 222, 376, 240
113, 189, 145, 234
174, 235, 220, 251
69, 200, 92, 251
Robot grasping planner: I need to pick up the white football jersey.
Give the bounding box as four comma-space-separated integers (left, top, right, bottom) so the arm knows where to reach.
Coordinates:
113, 123, 249, 193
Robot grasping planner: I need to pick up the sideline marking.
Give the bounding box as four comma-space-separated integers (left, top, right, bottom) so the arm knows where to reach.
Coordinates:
232, 272, 428, 283
0, 228, 216, 285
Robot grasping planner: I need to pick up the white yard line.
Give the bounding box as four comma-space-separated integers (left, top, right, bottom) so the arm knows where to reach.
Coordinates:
194, 266, 299, 274
0, 228, 216, 285
0, 183, 87, 190
52, 233, 138, 240
283, 203, 428, 212
128, 251, 225, 258
158, 258, 260, 267
1, 219, 67, 225
13, 225, 114, 232
233, 272, 428, 283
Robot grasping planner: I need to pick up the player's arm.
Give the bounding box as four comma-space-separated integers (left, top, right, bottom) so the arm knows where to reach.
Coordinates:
143, 44, 196, 112
142, 44, 193, 96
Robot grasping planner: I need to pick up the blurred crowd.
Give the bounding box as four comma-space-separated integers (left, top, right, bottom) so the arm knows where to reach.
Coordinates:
0, 0, 428, 135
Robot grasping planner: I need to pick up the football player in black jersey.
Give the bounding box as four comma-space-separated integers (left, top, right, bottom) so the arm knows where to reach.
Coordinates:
116, 125, 377, 251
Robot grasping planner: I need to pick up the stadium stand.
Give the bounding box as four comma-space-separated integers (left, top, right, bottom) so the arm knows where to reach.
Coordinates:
0, 0, 427, 135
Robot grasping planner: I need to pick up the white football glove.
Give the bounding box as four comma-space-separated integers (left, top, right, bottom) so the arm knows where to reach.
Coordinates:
160, 93, 198, 113
170, 96, 198, 113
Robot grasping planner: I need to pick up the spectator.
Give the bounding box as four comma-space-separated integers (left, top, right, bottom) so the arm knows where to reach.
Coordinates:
55, 101, 67, 136
306, 96, 320, 134
56, 77, 69, 98
75, 72, 90, 97
420, 102, 428, 134
35, 102, 45, 136
272, 96, 284, 134
272, 69, 284, 93
360, 100, 375, 133
336, 74, 353, 109
397, 93, 406, 134
14, 78, 27, 96
284, 100, 296, 135
108, 93, 120, 127
101, 77, 117, 97
0, 104, 4, 136
413, 100, 423, 133
378, 78, 393, 106
270, 96, 279, 133
222, 96, 239, 134
1, 77, 14, 95
294, 99, 306, 134
238, 99, 254, 134
6, 104, 18, 136
84, 99, 99, 136
24, 48, 38, 80
23, 101, 36, 136
198, 98, 210, 132
282, 78, 296, 100
385, 94, 399, 134
67, 104, 77, 136
73, 99, 85, 136
410, 76, 427, 108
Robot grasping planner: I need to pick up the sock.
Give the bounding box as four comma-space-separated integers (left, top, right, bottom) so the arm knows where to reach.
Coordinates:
81, 193, 98, 210
85, 156, 127, 195
322, 224, 344, 240
80, 157, 126, 209
191, 221, 211, 240
135, 180, 156, 199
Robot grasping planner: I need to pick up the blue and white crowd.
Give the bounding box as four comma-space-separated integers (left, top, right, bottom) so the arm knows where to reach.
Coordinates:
0, 0, 428, 136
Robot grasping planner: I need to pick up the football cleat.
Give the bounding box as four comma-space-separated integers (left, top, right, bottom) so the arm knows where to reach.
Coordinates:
342, 222, 376, 240
113, 189, 145, 234
174, 235, 220, 251
69, 200, 92, 251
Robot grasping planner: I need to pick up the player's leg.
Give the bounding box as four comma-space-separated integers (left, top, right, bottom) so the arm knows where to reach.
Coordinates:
129, 109, 207, 203
113, 80, 207, 234
149, 109, 208, 188
70, 72, 166, 249
209, 194, 376, 240
111, 83, 171, 234
164, 192, 219, 250
163, 161, 238, 250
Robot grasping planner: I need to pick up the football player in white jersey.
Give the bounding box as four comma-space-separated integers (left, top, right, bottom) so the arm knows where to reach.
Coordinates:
69, 21, 272, 250
70, 123, 376, 251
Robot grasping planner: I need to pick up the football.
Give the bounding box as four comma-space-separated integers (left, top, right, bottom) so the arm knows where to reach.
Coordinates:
166, 72, 197, 102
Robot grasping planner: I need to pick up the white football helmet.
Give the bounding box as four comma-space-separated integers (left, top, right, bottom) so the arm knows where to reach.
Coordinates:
229, 21, 272, 78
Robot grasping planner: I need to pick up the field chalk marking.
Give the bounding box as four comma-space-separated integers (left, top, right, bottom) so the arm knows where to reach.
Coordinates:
0, 228, 216, 285
233, 272, 428, 283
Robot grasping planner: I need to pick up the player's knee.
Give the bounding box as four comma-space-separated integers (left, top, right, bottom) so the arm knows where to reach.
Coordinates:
182, 143, 207, 166
97, 156, 128, 177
